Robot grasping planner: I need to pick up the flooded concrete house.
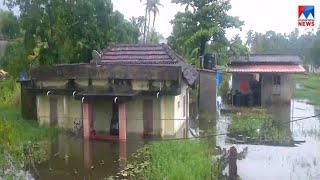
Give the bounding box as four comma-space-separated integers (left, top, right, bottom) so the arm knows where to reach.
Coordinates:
20, 44, 198, 140
228, 55, 305, 106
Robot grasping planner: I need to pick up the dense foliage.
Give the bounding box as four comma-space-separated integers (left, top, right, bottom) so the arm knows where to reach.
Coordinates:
246, 28, 320, 67
2, 0, 139, 66
0, 79, 21, 107
168, 0, 248, 65
0, 10, 20, 39
0, 40, 28, 78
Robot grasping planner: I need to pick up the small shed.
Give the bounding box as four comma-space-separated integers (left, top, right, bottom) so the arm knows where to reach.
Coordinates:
227, 54, 305, 106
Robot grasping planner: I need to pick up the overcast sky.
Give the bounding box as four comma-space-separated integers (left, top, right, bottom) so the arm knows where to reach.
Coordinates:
113, 0, 320, 40
1, 0, 319, 41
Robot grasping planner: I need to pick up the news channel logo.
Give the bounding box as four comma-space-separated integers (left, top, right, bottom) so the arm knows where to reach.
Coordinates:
298, 5, 315, 26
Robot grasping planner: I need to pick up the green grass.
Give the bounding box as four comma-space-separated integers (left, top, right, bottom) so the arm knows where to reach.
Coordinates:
0, 106, 57, 143
0, 105, 58, 177
228, 108, 291, 143
114, 140, 223, 180
294, 74, 320, 106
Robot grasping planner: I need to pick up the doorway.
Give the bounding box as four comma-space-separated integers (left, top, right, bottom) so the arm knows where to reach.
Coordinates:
110, 102, 119, 136
143, 100, 153, 137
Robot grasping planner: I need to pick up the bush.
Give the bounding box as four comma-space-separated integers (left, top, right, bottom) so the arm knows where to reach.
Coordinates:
228, 108, 292, 143
111, 140, 223, 180
0, 79, 21, 107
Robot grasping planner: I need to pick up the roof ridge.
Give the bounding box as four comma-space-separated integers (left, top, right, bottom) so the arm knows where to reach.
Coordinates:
164, 45, 186, 63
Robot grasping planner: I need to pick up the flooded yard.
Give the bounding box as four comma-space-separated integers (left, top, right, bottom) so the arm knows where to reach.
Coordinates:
29, 99, 320, 180
217, 100, 320, 180
33, 135, 144, 180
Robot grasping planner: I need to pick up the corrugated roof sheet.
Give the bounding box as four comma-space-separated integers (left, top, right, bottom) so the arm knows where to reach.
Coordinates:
231, 54, 302, 64
97, 44, 198, 87
228, 64, 305, 73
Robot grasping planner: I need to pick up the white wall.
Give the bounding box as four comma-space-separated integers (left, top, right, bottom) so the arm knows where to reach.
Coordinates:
173, 82, 188, 133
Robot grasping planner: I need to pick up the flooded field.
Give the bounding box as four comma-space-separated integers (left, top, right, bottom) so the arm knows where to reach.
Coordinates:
217, 100, 320, 180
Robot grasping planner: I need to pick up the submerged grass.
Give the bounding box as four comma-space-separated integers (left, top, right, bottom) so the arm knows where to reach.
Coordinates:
294, 74, 320, 106
228, 108, 292, 143
113, 140, 223, 180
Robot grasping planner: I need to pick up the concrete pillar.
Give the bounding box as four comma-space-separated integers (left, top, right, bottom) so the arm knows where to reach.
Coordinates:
63, 96, 68, 126
83, 101, 93, 139
119, 103, 127, 140
160, 97, 165, 137
198, 69, 217, 114
36, 96, 40, 120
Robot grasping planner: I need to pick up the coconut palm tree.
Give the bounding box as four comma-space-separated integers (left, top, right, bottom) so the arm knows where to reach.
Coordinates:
140, 0, 151, 43
150, 0, 163, 31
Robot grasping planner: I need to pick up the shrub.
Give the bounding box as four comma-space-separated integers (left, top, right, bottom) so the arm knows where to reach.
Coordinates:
0, 79, 21, 107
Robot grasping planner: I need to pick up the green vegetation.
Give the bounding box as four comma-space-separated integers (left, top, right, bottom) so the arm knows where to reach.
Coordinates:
294, 74, 320, 106
228, 109, 292, 144
219, 73, 231, 103
111, 140, 223, 180
0, 80, 57, 178
168, 0, 249, 65
0, 79, 21, 107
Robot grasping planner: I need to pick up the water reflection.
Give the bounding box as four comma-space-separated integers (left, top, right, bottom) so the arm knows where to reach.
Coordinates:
217, 100, 320, 180
34, 135, 144, 180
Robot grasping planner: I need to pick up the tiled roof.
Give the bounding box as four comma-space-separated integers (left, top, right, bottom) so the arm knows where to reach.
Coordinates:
228, 64, 305, 73
231, 54, 302, 64
101, 44, 181, 65
98, 44, 198, 87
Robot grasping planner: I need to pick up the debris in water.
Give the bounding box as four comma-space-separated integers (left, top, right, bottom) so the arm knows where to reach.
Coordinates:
74, 169, 77, 174
101, 160, 105, 165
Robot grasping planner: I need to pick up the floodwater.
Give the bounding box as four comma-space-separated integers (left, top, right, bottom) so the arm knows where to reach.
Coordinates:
32, 135, 144, 180
30, 99, 320, 179
217, 100, 320, 180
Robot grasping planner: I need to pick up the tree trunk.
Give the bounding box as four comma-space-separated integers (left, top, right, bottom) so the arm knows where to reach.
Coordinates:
143, 8, 148, 43
147, 12, 151, 43
152, 13, 156, 31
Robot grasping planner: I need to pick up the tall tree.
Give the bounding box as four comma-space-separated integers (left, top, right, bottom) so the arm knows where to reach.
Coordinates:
150, 0, 163, 31
141, 0, 151, 43
169, 0, 245, 65
4, 0, 139, 66
0, 10, 20, 39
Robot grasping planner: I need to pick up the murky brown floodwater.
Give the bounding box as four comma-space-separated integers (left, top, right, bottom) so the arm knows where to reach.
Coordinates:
33, 135, 144, 180
217, 100, 320, 180
31, 99, 320, 180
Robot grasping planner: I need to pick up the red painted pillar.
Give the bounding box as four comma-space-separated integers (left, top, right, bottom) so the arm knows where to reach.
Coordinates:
119, 103, 127, 140
83, 139, 92, 170
83, 101, 93, 139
